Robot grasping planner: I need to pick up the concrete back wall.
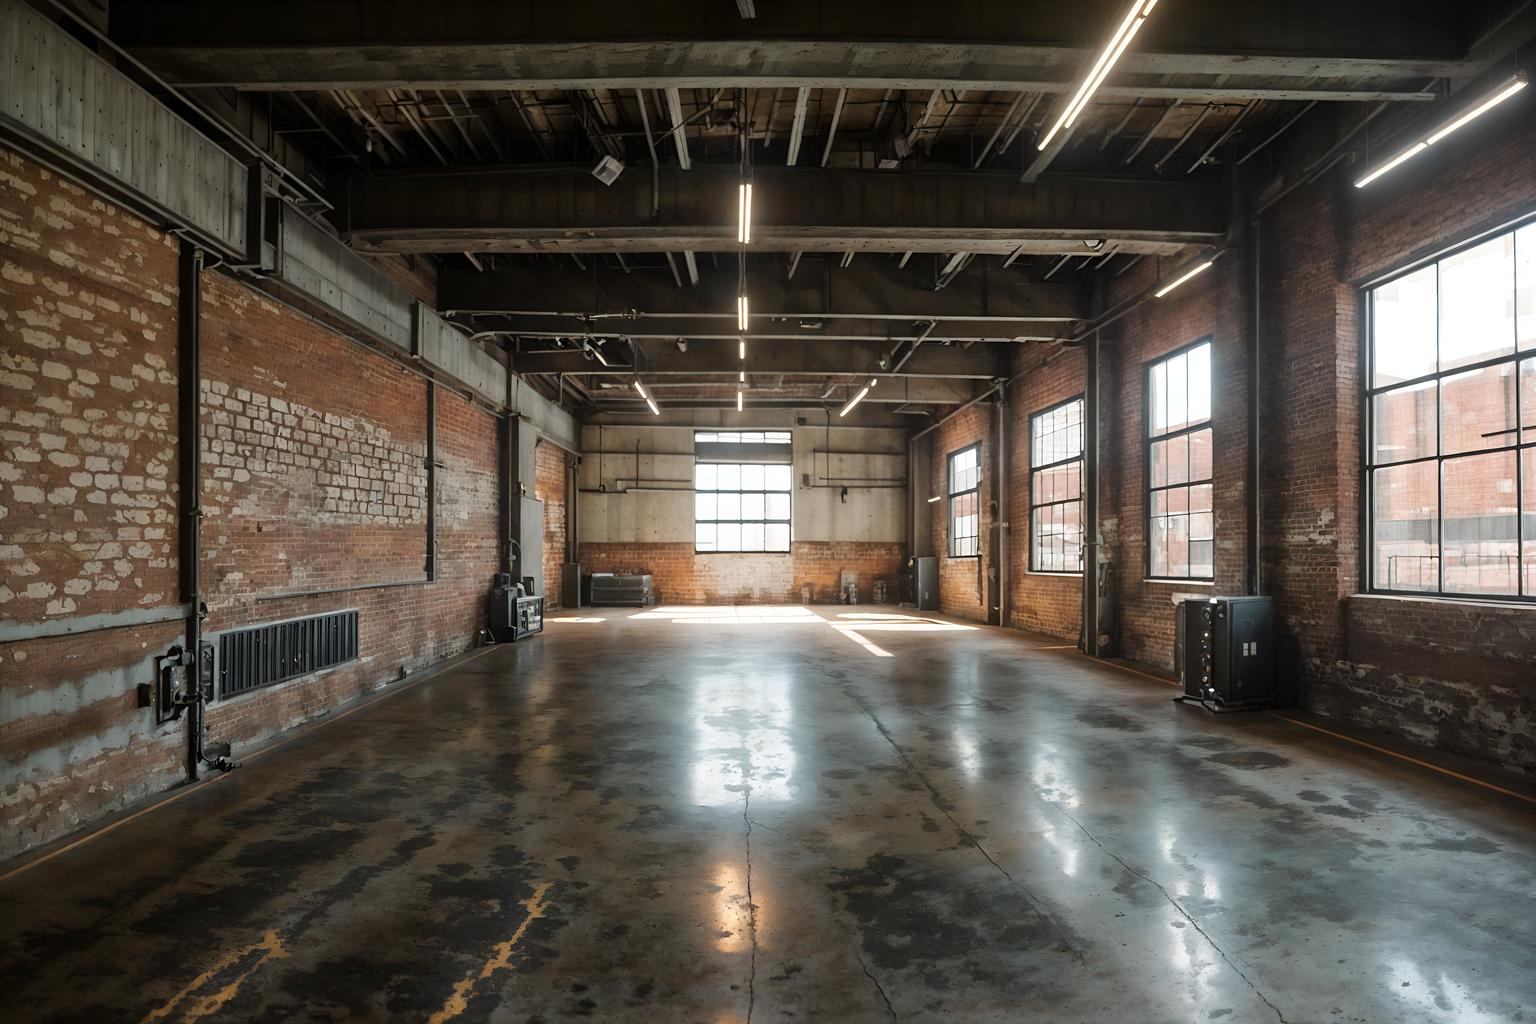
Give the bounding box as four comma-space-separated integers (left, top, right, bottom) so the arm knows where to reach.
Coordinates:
577, 422, 907, 604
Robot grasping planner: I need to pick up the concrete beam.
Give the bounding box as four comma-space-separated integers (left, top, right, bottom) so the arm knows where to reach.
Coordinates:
509, 338, 1001, 379
113, 0, 1472, 96
441, 257, 1089, 325
346, 166, 1226, 256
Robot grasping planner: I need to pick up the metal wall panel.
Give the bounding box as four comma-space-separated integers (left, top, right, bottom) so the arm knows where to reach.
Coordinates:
0, 0, 245, 253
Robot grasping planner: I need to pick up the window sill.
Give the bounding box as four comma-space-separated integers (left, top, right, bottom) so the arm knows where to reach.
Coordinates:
1351, 592, 1536, 613
1142, 578, 1214, 586
1027, 570, 1083, 578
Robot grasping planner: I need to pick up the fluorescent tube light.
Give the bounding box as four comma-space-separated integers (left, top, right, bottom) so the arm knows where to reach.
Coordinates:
632, 379, 660, 416
736, 390, 744, 412
739, 338, 747, 359
1154, 260, 1213, 298
737, 294, 749, 332
737, 182, 753, 244
927, 495, 942, 503
1039, 0, 1159, 150
838, 377, 878, 418
739, 370, 745, 383
1355, 72, 1527, 188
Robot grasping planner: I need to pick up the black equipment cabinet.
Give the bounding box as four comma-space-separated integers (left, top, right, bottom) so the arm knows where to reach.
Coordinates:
1175, 596, 1274, 710
490, 573, 545, 642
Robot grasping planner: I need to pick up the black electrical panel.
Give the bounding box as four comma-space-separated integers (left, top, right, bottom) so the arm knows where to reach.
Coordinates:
1174, 596, 1274, 710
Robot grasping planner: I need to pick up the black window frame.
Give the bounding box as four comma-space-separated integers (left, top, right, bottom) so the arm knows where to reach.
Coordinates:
1361, 213, 1536, 602
1144, 337, 1215, 582
1028, 395, 1086, 575
947, 442, 982, 559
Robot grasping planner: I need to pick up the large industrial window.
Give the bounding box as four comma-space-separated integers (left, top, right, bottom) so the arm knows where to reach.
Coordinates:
1146, 340, 1214, 580
948, 443, 981, 558
1030, 398, 1085, 573
694, 431, 792, 552
1366, 220, 1536, 599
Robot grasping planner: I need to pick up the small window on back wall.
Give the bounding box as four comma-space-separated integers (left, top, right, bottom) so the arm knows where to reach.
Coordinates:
1146, 341, 1214, 580
948, 444, 981, 558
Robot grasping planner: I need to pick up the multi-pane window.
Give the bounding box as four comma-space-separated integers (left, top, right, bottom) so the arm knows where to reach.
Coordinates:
694, 429, 792, 552
948, 444, 981, 557
694, 430, 792, 444
1030, 398, 1085, 573
1146, 341, 1214, 579
1367, 221, 1536, 599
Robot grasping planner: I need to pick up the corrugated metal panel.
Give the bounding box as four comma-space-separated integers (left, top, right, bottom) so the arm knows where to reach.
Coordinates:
0, 0, 245, 252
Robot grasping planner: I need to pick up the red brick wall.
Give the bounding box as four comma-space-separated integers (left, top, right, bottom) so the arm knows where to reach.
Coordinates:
578, 541, 905, 605
929, 403, 993, 622
1, 148, 500, 859
1007, 345, 1086, 642
1101, 250, 1251, 668
917, 110, 1536, 774
534, 439, 567, 608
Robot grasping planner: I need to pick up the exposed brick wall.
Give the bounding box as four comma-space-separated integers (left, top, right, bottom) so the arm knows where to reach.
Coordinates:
534, 439, 567, 608
1006, 344, 1086, 642
1101, 250, 1251, 668
929, 403, 993, 622
1, 148, 501, 859
918, 111, 1536, 775
1, 152, 181, 622
578, 541, 905, 605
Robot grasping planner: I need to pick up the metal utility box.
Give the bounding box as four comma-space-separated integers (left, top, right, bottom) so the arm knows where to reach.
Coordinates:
590, 573, 653, 607
490, 573, 545, 642
1175, 596, 1274, 710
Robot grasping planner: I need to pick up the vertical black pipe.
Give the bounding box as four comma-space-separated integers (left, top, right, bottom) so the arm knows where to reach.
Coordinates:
177, 240, 203, 781
1246, 215, 1263, 595
424, 381, 437, 581
995, 384, 1009, 627
1083, 293, 1102, 657
505, 415, 522, 581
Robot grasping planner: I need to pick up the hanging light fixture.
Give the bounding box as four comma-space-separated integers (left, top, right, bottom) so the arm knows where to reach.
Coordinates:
1154, 259, 1213, 298
839, 377, 878, 417
632, 379, 660, 416
1039, 0, 1160, 151
737, 181, 753, 244
737, 294, 750, 332
1354, 72, 1528, 188
736, 390, 744, 412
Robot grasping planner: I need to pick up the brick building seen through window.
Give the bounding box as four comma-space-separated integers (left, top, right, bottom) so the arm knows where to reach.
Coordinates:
948, 444, 981, 558
1146, 340, 1214, 580
1030, 397, 1085, 573
1367, 220, 1536, 599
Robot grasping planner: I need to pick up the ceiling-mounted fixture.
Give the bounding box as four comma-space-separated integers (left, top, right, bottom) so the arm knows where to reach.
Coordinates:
632, 379, 660, 416
739, 338, 747, 360
737, 390, 744, 412
739, 370, 746, 383
737, 294, 750, 332
839, 377, 878, 418
737, 182, 753, 244
1354, 71, 1528, 188
591, 155, 625, 185
1039, 0, 1159, 151
927, 495, 942, 503
1154, 259, 1214, 298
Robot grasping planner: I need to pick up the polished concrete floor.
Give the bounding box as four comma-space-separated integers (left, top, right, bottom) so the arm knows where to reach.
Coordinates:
3, 606, 1534, 1023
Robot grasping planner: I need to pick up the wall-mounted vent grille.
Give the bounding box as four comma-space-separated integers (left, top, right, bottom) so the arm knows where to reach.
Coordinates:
217, 610, 359, 699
